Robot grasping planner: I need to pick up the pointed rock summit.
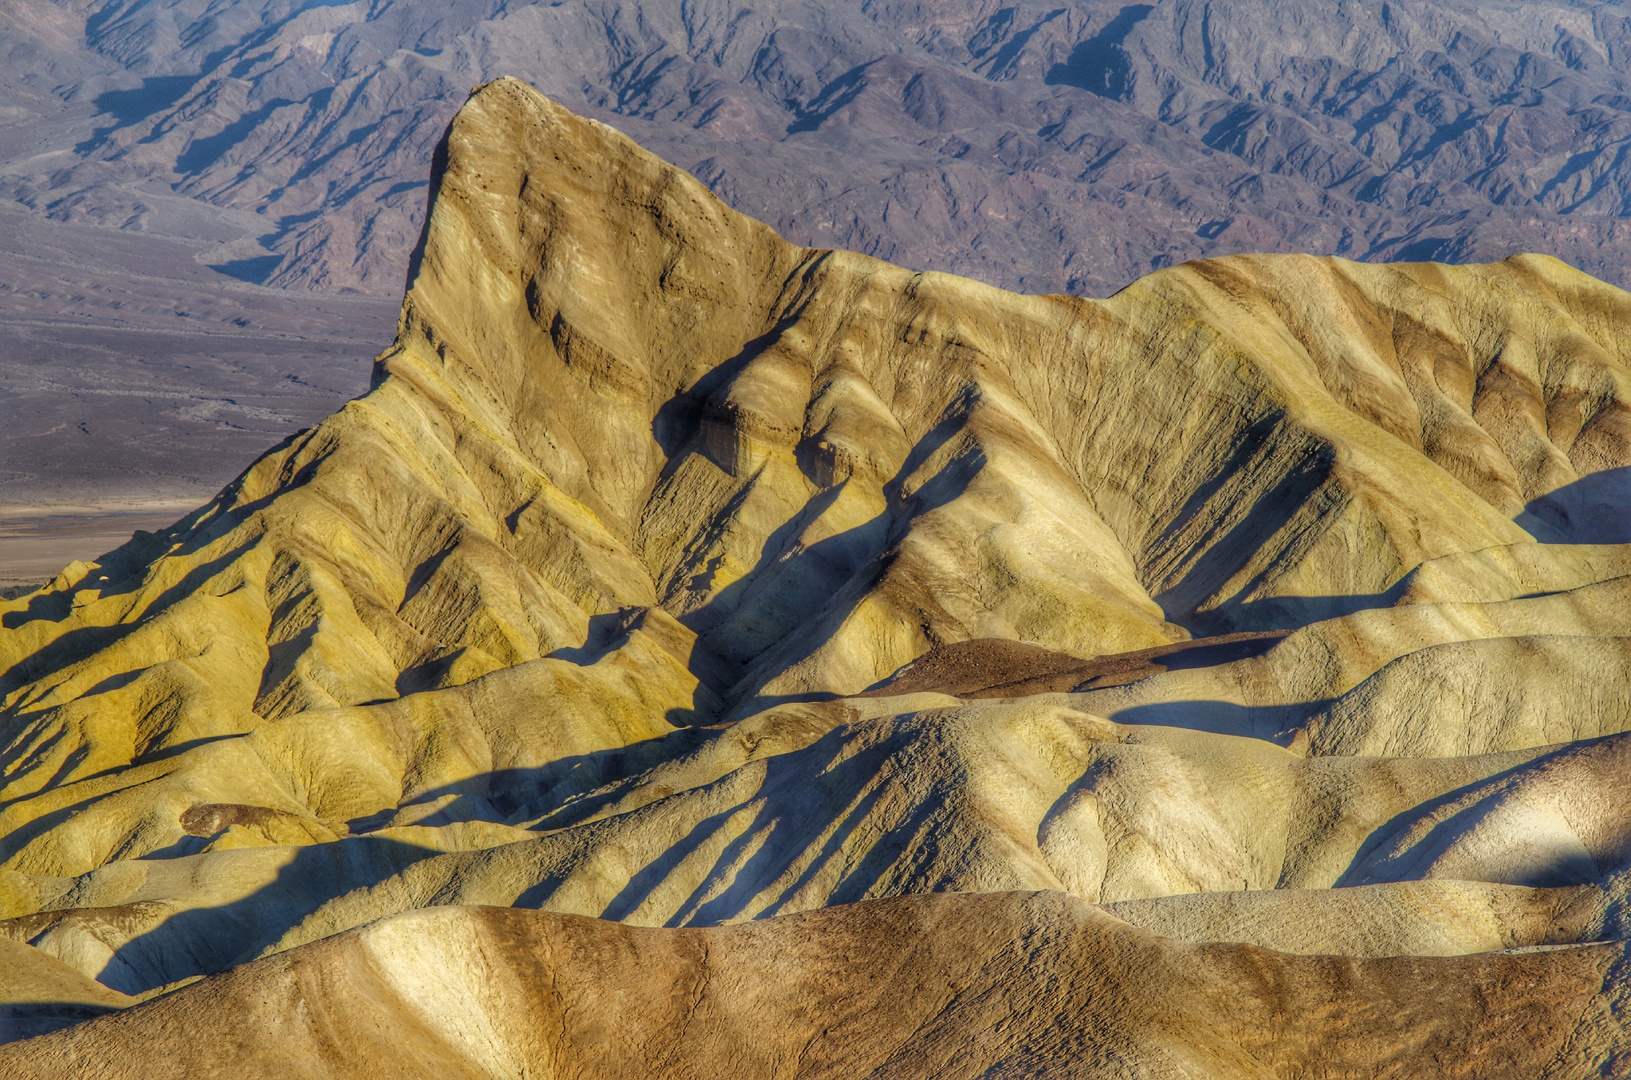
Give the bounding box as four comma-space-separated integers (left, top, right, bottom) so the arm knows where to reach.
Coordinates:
2, 79, 1630, 1075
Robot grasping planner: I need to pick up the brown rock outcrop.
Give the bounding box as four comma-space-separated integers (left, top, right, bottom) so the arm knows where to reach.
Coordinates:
1, 894, 1626, 1079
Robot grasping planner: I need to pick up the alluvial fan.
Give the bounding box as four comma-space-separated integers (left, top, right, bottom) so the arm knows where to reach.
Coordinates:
0, 78, 1629, 1076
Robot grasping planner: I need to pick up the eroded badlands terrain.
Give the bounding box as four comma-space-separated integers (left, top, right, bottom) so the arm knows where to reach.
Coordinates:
0, 80, 1629, 1076
12, 0, 1631, 528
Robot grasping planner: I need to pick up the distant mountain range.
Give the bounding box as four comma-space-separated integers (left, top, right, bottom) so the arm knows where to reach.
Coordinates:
5, 0, 1631, 299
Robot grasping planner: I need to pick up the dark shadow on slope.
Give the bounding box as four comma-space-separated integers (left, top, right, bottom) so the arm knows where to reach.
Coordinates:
376, 686, 851, 840
646, 369, 985, 717
428, 639, 1344, 845
591, 725, 913, 926
369, 730, 722, 830
1150, 427, 1339, 635
1333, 738, 1618, 890
366, 662, 848, 837
698, 453, 981, 717
92, 76, 198, 126
969, 7, 1063, 80
73, 76, 198, 154
1181, 587, 1404, 636
47, 836, 442, 997
594, 794, 776, 922
0, 1001, 126, 1045
648, 305, 829, 464
0, 775, 106, 865
1045, 5, 1154, 100
722, 773, 900, 921
398, 116, 455, 304
1104, 698, 1328, 745
786, 62, 878, 134
1519, 467, 1631, 543
0, 533, 258, 706
209, 255, 282, 285
544, 608, 654, 665
1384, 236, 1464, 263
863, 632, 1290, 699
5, 726, 862, 999
10, 672, 1501, 1002
175, 98, 295, 174
7, 728, 858, 997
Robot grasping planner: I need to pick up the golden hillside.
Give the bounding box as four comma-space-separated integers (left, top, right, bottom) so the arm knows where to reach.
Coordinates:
1, 78, 1629, 1074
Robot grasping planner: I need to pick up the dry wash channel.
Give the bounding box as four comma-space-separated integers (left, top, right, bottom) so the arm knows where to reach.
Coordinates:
1, 78, 1630, 1076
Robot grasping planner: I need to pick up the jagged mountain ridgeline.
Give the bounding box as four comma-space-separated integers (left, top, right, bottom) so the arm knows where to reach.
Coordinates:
14, 0, 1631, 299
2, 79, 1631, 1075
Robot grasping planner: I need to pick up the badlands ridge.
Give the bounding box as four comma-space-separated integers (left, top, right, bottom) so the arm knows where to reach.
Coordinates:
1, 78, 1630, 1075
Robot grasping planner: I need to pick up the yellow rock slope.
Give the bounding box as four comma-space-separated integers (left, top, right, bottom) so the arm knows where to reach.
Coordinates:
0, 78, 1629, 1074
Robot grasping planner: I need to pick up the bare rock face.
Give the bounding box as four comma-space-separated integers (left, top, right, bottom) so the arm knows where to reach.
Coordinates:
0, 81, 1630, 1074
2, 895, 1628, 1080
8, 1, 1631, 300
13, 0, 1631, 516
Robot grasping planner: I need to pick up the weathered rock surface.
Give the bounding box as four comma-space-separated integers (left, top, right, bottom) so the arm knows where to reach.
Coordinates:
0, 935, 130, 1046
2, 895, 1628, 1080
13, 0, 1631, 516
1, 79, 1629, 1073
9, 0, 1631, 300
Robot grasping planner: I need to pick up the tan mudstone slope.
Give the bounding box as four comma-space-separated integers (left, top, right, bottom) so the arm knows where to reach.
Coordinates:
5, 895, 1629, 1080
1, 78, 1629, 1075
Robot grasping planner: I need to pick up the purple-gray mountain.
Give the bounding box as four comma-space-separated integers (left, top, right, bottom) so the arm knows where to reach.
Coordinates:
6, 0, 1631, 299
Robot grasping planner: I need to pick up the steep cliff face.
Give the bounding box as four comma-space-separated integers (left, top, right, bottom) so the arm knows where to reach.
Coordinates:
1, 80, 1630, 1075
